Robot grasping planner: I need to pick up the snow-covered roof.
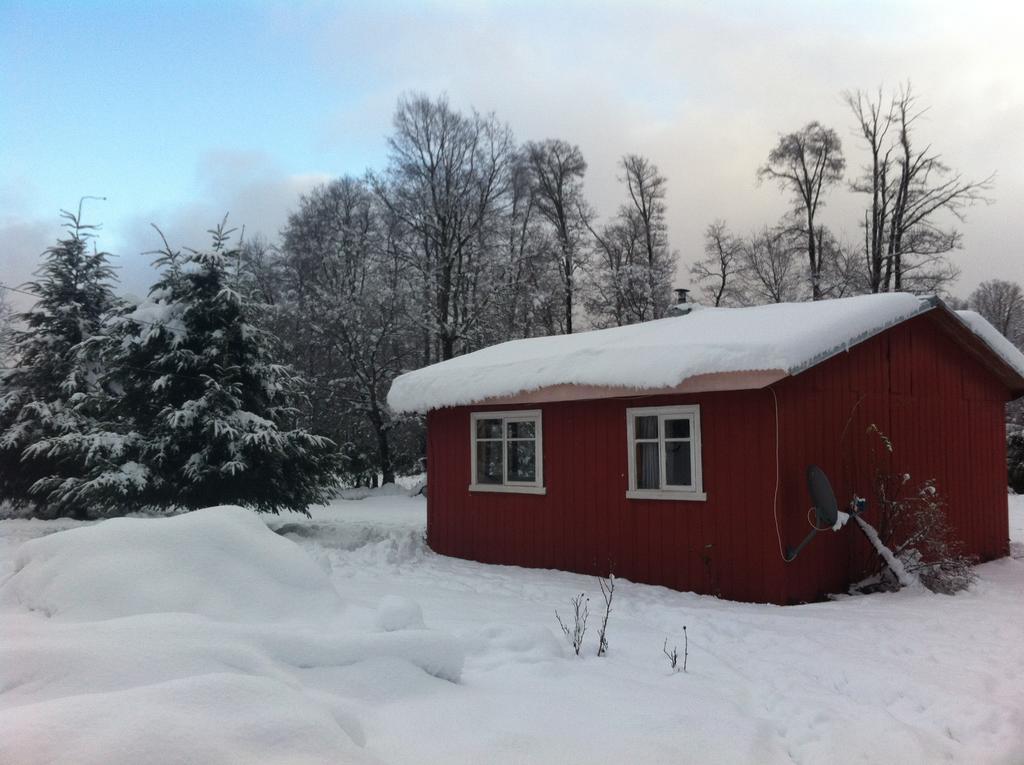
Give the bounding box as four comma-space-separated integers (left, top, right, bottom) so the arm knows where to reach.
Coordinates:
387, 293, 1024, 413
953, 309, 1024, 377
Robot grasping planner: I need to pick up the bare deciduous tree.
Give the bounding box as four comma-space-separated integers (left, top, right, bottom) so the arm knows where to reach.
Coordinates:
373, 93, 515, 361
737, 226, 806, 304
845, 84, 993, 294
585, 214, 642, 327
969, 279, 1024, 431
274, 178, 415, 486
845, 87, 894, 294
237, 234, 284, 309
495, 157, 549, 339
816, 226, 865, 298
584, 157, 675, 327
619, 155, 676, 319
524, 139, 591, 334
758, 122, 846, 300
969, 279, 1024, 343
691, 220, 745, 306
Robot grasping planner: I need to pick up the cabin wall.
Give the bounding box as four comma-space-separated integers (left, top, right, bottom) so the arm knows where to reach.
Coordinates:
772, 314, 1009, 602
427, 388, 789, 603
426, 313, 1011, 604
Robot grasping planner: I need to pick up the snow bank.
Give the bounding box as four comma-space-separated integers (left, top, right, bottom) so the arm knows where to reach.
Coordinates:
464, 624, 566, 670
0, 615, 462, 707
276, 519, 426, 567
0, 672, 374, 765
338, 480, 422, 500
376, 594, 425, 631
388, 294, 1024, 412
0, 504, 465, 763
273, 495, 428, 570
4, 496, 1024, 763
2, 506, 344, 623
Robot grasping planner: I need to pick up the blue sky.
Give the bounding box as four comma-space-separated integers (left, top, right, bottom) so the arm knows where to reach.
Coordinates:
3, 0, 1023, 304
2, 3, 378, 229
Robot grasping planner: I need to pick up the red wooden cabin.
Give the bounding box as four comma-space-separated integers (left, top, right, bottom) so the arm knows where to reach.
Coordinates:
388, 294, 1024, 604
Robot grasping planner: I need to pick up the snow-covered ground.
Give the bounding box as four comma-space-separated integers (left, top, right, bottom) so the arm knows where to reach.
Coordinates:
2, 493, 1024, 764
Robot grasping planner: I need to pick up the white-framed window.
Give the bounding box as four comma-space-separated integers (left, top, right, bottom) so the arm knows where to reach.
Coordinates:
625, 405, 705, 501
469, 410, 545, 495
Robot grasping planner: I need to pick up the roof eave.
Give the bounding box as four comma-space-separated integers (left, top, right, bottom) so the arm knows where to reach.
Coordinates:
925, 300, 1024, 397
786, 296, 937, 378
419, 369, 790, 411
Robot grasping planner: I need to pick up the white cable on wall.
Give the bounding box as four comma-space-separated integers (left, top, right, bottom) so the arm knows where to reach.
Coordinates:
771, 387, 843, 563
770, 387, 788, 562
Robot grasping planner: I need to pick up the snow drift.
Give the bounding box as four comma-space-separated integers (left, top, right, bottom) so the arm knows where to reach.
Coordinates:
2, 506, 345, 623
3, 495, 1024, 763
1, 673, 375, 765
0, 506, 464, 764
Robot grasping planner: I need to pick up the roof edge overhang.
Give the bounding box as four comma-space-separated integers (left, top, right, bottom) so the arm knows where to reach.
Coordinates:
464, 369, 788, 408
783, 295, 1024, 398
786, 295, 938, 377
924, 300, 1024, 397
407, 295, 1024, 413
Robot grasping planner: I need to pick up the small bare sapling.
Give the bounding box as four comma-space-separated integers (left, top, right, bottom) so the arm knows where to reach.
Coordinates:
663, 626, 688, 673
662, 639, 679, 671
596, 574, 615, 657
556, 593, 589, 656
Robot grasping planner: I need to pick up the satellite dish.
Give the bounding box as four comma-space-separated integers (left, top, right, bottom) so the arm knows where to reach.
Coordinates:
806, 465, 839, 528
783, 464, 844, 562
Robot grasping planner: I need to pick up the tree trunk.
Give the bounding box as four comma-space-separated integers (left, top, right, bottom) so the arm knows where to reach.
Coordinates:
807, 213, 821, 300
376, 426, 394, 485
368, 407, 395, 486
563, 246, 574, 334
441, 333, 456, 361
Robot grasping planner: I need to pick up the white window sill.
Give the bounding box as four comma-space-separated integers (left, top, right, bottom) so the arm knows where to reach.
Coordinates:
469, 483, 547, 496
626, 489, 707, 502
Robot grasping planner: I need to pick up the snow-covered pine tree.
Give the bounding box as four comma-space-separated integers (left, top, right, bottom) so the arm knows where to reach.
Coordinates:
0, 288, 14, 364
0, 208, 118, 517
72, 220, 339, 515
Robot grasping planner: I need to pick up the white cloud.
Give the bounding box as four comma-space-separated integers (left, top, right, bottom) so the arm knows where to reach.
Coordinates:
307, 0, 1024, 297
113, 151, 330, 297
1, 153, 330, 305
0, 217, 57, 312
7, 1, 1022, 303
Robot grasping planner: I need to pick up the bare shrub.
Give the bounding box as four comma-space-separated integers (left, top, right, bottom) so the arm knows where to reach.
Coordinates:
555, 593, 589, 656
663, 626, 688, 673
864, 426, 977, 594
594, 574, 616, 656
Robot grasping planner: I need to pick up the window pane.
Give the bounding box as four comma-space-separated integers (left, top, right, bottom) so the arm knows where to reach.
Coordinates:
635, 415, 658, 440
476, 418, 502, 439
665, 417, 690, 439
507, 420, 536, 439
507, 441, 537, 482
476, 441, 503, 484
635, 442, 660, 489
665, 441, 692, 487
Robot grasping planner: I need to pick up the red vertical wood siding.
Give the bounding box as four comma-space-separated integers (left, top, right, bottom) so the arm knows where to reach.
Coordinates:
425, 313, 1012, 604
